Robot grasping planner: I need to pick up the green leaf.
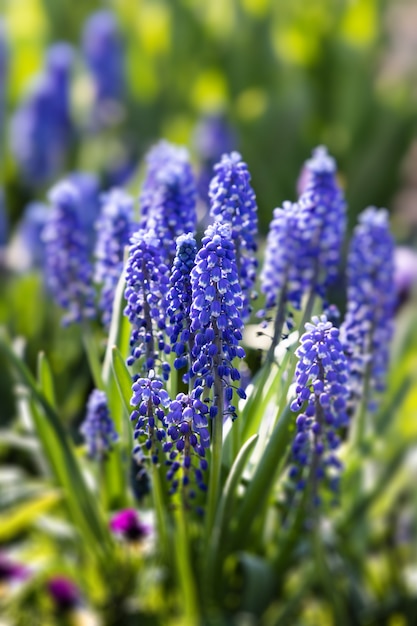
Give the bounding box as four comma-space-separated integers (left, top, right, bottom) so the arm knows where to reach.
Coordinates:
111, 345, 134, 417
231, 404, 293, 549
0, 491, 61, 541
36, 351, 56, 408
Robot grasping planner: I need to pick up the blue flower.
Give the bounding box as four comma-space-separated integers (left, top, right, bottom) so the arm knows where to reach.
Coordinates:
166, 233, 197, 373
82, 10, 125, 126
290, 315, 349, 504
43, 181, 96, 326
164, 392, 210, 495
67, 171, 100, 251
193, 115, 236, 201
139, 141, 197, 260
130, 377, 170, 463
297, 146, 346, 295
10, 43, 73, 185
190, 222, 246, 416
124, 228, 170, 374
80, 389, 118, 460
94, 189, 136, 328
16, 202, 49, 269
340, 207, 395, 410
209, 151, 258, 321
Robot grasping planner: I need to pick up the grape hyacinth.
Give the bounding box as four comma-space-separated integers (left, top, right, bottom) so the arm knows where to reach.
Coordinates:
94, 189, 136, 328
17, 202, 49, 270
297, 146, 346, 296
290, 315, 349, 505
164, 392, 210, 495
340, 207, 395, 411
193, 114, 236, 201
42, 181, 96, 326
139, 141, 197, 260
130, 377, 170, 464
190, 222, 246, 418
82, 10, 125, 126
124, 228, 170, 374
10, 43, 73, 185
166, 233, 198, 373
80, 389, 118, 460
209, 151, 258, 321
67, 171, 100, 250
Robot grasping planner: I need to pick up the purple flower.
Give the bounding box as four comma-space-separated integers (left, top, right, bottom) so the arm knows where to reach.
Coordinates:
297, 146, 346, 295
67, 171, 100, 250
290, 315, 349, 504
164, 392, 210, 495
190, 222, 246, 417
124, 228, 170, 373
209, 151, 258, 321
166, 233, 197, 373
110, 508, 150, 541
10, 43, 73, 185
94, 189, 136, 328
0, 552, 28, 583
16, 202, 49, 269
340, 207, 395, 409
80, 389, 118, 460
47, 576, 80, 611
130, 377, 170, 463
193, 115, 236, 201
82, 10, 125, 126
42, 181, 96, 326
394, 246, 417, 309
139, 141, 197, 260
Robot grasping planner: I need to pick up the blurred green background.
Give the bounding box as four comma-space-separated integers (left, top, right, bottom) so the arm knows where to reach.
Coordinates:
2, 0, 417, 233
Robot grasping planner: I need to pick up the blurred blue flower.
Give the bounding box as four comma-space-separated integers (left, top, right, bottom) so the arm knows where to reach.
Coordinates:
193, 115, 236, 201
10, 43, 73, 186
67, 171, 100, 249
340, 207, 395, 410
82, 10, 125, 126
43, 181, 96, 326
139, 141, 197, 260
94, 189, 136, 328
209, 152, 258, 321
297, 146, 346, 296
17, 202, 49, 269
290, 315, 349, 504
166, 233, 197, 372
0, 20, 8, 152
80, 388, 118, 460
124, 228, 170, 373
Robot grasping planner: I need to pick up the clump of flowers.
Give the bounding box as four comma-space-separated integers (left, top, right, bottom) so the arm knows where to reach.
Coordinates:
80, 389, 118, 460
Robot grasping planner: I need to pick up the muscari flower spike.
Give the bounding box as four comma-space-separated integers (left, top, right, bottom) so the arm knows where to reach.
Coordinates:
43, 181, 96, 326
82, 10, 125, 125
166, 233, 198, 373
193, 114, 236, 201
190, 222, 246, 417
80, 389, 118, 460
67, 171, 100, 250
297, 146, 346, 296
130, 377, 170, 464
95, 189, 136, 328
139, 141, 197, 260
209, 151, 258, 321
124, 228, 170, 375
340, 207, 395, 411
163, 392, 210, 496
17, 202, 49, 270
10, 43, 73, 185
290, 315, 349, 505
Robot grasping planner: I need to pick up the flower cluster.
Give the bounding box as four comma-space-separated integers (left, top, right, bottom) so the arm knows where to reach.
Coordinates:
340, 207, 395, 409
42, 181, 96, 326
80, 389, 118, 460
130, 377, 170, 464
166, 233, 197, 372
190, 222, 246, 416
290, 315, 349, 503
139, 141, 197, 260
124, 229, 170, 373
95, 189, 136, 328
82, 10, 125, 126
209, 151, 258, 321
164, 392, 210, 495
297, 146, 346, 295
17, 202, 49, 269
10, 43, 73, 185
67, 171, 100, 251
193, 115, 236, 201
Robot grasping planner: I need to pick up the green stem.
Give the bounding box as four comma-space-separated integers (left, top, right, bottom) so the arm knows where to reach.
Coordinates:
265, 285, 288, 365
82, 323, 104, 390
173, 505, 199, 624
